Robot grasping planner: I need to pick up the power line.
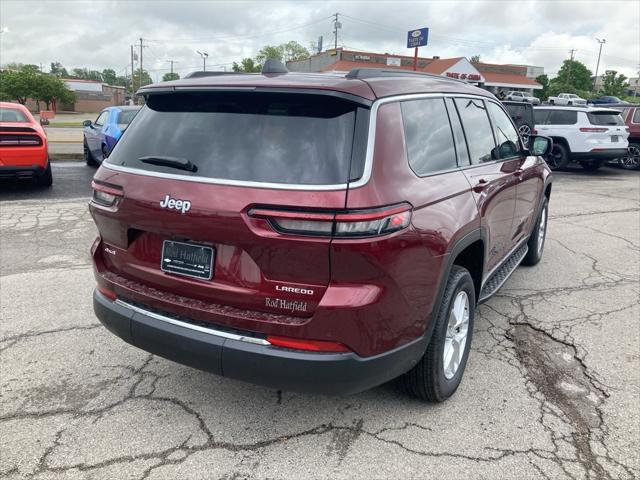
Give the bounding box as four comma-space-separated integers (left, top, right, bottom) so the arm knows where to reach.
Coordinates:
145, 16, 332, 44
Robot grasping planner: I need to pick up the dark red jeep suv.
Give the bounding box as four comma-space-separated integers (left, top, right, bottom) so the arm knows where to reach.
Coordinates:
90, 63, 553, 402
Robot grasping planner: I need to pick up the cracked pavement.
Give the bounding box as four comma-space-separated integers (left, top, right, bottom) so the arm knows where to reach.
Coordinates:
1, 164, 639, 479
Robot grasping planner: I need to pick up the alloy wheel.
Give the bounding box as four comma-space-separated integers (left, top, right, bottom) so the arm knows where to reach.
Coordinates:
518, 124, 531, 148
537, 205, 547, 256
443, 291, 470, 380
546, 146, 563, 170
620, 145, 640, 170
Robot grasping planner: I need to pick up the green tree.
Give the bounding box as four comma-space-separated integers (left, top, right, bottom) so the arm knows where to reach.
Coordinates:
162, 72, 180, 81
101, 68, 118, 85
601, 70, 628, 96
552, 59, 592, 91
534, 74, 549, 100
131, 69, 152, 91
256, 45, 284, 64
470, 55, 481, 63
50, 62, 69, 78
280, 41, 309, 62
33, 75, 75, 110
0, 69, 37, 104
232, 58, 262, 73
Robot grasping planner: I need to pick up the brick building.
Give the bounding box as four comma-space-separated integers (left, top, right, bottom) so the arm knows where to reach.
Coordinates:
287, 48, 542, 95
24, 79, 125, 113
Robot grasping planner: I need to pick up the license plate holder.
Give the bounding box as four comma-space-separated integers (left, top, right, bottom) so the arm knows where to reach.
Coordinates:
161, 240, 214, 280
611, 135, 619, 142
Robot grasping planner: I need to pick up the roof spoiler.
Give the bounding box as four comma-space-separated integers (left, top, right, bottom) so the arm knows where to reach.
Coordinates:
345, 68, 466, 83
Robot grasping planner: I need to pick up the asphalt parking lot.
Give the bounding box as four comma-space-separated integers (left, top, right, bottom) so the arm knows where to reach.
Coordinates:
1, 163, 638, 479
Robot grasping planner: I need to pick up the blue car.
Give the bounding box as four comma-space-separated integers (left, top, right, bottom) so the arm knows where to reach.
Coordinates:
83, 106, 140, 165
587, 96, 630, 106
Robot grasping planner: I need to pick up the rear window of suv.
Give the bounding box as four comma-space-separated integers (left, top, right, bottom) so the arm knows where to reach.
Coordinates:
106, 92, 367, 186
587, 111, 624, 126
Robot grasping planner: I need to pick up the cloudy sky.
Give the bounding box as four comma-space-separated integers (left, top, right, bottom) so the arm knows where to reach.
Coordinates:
1, 0, 638, 81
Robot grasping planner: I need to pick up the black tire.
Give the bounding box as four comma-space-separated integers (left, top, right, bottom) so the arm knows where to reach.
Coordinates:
550, 100, 555, 105
580, 160, 603, 171
84, 141, 98, 167
401, 266, 476, 402
568, 101, 573, 106
36, 160, 53, 187
545, 142, 570, 170
619, 143, 640, 170
101, 144, 109, 163
522, 198, 548, 266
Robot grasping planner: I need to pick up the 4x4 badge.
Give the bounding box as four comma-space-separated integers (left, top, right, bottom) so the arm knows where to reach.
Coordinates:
160, 194, 191, 214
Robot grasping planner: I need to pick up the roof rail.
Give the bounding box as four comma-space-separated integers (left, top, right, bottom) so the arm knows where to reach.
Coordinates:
183, 71, 246, 79
345, 68, 466, 83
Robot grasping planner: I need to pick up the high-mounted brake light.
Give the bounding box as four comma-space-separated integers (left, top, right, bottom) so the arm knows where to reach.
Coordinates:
579, 127, 608, 133
249, 203, 412, 238
266, 335, 350, 352
91, 180, 123, 207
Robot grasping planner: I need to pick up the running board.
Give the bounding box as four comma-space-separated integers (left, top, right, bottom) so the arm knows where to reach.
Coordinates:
479, 242, 528, 303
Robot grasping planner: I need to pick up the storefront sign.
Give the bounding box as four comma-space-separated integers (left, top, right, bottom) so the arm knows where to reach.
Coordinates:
446, 72, 482, 81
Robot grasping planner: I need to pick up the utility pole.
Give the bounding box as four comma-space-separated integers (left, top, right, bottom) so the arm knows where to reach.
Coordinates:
333, 12, 341, 50
139, 38, 144, 90
130, 45, 135, 97
593, 38, 606, 92
567, 49, 576, 85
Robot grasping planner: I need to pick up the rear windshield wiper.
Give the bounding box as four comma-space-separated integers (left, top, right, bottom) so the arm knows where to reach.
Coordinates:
139, 156, 197, 172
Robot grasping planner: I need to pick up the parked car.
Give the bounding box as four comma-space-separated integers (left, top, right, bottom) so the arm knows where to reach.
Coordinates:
616, 106, 640, 170
505, 91, 540, 105
89, 64, 553, 402
534, 106, 629, 170
503, 101, 536, 147
548, 93, 587, 106
83, 106, 140, 166
587, 96, 631, 106
0, 102, 52, 187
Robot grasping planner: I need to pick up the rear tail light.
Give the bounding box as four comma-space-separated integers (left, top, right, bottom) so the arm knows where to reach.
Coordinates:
249, 203, 412, 238
97, 284, 117, 301
266, 335, 350, 352
91, 180, 123, 207
0, 134, 43, 146
579, 127, 608, 132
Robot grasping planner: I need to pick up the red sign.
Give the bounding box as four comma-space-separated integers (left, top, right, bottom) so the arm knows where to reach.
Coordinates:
446, 72, 481, 81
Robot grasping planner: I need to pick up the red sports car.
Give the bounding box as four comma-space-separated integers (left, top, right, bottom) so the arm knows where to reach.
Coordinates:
0, 102, 52, 186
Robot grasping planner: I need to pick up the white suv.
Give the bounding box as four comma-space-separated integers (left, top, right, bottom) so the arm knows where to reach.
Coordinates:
505, 91, 540, 104
534, 106, 629, 170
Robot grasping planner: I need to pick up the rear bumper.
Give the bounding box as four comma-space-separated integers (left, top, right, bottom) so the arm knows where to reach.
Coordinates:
571, 148, 628, 161
0, 164, 47, 179
94, 290, 428, 395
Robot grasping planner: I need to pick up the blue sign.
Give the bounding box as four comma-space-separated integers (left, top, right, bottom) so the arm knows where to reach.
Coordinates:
407, 28, 429, 48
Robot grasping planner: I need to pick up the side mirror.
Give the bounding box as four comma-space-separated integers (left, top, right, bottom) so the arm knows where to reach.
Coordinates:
82, 120, 92, 128
529, 135, 553, 157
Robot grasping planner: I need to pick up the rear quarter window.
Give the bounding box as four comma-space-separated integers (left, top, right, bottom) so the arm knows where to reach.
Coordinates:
400, 98, 457, 176
632, 108, 640, 124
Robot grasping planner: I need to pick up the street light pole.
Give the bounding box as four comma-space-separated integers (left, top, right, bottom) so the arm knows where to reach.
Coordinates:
197, 51, 208, 72
593, 38, 606, 92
